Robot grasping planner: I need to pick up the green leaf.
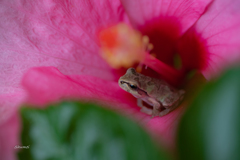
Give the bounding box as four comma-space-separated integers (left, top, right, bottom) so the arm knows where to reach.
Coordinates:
178, 67, 240, 160
18, 101, 170, 160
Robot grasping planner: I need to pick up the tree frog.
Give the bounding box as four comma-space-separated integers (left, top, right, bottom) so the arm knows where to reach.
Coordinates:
118, 68, 185, 117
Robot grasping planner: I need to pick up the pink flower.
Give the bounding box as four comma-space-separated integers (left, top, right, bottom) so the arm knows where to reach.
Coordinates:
1, 0, 240, 159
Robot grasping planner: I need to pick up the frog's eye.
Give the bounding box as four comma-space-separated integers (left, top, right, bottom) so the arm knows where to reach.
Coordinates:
129, 84, 138, 90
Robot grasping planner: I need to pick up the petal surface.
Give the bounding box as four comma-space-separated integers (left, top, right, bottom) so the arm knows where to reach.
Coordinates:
0, 0, 126, 128
0, 0, 127, 89
185, 0, 240, 79
21, 67, 137, 108
121, 0, 212, 34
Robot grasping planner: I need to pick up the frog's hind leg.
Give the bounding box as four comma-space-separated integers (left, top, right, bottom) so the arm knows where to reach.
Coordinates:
158, 108, 172, 117
159, 99, 182, 117
159, 90, 185, 117
137, 99, 152, 115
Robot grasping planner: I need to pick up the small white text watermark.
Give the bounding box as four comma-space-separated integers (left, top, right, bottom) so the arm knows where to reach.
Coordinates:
14, 145, 30, 149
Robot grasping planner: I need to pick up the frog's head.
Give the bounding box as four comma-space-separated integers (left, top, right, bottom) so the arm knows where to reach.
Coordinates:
118, 68, 145, 98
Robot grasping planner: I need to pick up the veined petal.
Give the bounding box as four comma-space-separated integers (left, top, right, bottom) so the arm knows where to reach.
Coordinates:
21, 67, 142, 114
194, 0, 240, 79
0, 0, 127, 101
120, 0, 212, 34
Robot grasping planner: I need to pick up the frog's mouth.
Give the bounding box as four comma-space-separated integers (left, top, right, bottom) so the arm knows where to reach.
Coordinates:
136, 88, 148, 96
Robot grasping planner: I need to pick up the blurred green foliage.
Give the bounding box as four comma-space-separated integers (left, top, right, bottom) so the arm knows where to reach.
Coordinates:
18, 102, 170, 160
178, 67, 240, 160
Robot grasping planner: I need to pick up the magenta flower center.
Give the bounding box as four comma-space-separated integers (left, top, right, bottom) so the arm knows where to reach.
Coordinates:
139, 17, 209, 75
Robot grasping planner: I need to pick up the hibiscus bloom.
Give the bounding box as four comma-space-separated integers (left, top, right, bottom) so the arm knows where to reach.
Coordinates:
1, 0, 240, 159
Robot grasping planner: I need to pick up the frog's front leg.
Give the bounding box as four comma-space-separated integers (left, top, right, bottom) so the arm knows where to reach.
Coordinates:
137, 99, 152, 115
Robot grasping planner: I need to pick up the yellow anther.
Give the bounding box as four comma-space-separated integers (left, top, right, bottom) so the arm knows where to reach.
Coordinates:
99, 23, 146, 69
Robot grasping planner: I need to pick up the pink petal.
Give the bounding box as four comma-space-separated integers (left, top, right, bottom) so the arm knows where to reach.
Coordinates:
0, 0, 127, 121
120, 0, 212, 34
0, 1, 128, 159
186, 0, 240, 79
0, 112, 20, 160
22, 67, 149, 120
0, 0, 123, 86
0, 93, 26, 160
22, 67, 183, 149
21, 67, 133, 107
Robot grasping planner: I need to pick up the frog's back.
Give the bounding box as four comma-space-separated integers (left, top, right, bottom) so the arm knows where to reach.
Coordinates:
159, 87, 185, 107
148, 77, 184, 107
